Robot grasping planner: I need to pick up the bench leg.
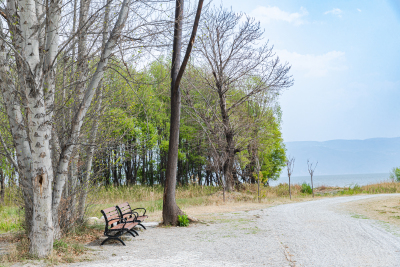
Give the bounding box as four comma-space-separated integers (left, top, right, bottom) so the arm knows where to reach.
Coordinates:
127, 230, 137, 237
101, 237, 126, 246
130, 229, 139, 236
138, 223, 146, 230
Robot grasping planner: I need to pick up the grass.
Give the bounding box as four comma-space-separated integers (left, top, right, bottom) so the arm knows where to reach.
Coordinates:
0, 181, 400, 264
85, 185, 220, 218
351, 214, 369, 219
338, 182, 400, 195
0, 223, 103, 265
0, 205, 23, 233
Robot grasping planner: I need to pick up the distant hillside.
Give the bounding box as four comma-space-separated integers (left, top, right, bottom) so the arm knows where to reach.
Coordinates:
284, 137, 400, 176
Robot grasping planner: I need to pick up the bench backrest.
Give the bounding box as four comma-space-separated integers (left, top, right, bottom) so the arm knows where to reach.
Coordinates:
101, 206, 122, 232
117, 202, 133, 220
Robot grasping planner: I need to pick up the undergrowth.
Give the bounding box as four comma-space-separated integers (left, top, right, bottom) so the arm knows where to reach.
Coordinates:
0, 223, 103, 265
339, 182, 400, 195
0, 205, 22, 233
178, 214, 189, 227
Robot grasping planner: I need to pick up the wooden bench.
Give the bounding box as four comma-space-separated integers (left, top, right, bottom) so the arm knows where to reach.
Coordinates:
116, 202, 148, 230
100, 206, 139, 246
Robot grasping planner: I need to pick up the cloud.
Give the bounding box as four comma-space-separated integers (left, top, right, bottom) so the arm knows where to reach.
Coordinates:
324, 8, 343, 17
250, 6, 308, 26
357, 8, 362, 12
276, 50, 348, 77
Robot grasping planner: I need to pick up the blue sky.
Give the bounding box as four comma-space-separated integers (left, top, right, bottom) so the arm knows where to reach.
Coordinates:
226, 0, 400, 142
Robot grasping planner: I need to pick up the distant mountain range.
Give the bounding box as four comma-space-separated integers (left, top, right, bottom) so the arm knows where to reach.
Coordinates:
284, 137, 400, 176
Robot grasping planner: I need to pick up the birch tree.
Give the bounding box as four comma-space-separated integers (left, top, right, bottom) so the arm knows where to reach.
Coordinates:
0, 0, 131, 256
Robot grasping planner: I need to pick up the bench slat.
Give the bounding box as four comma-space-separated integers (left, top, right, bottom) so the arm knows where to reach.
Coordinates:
110, 221, 138, 230
103, 206, 117, 213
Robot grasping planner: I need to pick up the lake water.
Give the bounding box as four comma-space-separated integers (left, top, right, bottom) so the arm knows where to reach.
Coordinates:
270, 173, 391, 187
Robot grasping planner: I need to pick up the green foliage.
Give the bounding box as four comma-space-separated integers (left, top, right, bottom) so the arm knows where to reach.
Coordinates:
300, 183, 312, 194
390, 167, 400, 182
53, 239, 87, 256
178, 214, 189, 227
53, 239, 68, 252
0, 205, 22, 233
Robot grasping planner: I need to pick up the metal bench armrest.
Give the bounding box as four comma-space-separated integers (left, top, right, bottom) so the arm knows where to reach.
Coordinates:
132, 207, 147, 216
121, 211, 138, 221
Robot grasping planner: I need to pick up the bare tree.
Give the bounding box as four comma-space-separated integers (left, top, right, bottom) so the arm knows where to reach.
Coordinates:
286, 156, 295, 200
189, 6, 293, 192
163, 0, 204, 226
307, 159, 318, 198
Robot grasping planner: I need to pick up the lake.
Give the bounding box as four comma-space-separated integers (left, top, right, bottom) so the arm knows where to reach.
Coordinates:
270, 173, 392, 187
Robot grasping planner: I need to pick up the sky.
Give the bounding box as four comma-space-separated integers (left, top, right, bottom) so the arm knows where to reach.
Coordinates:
226, 0, 400, 142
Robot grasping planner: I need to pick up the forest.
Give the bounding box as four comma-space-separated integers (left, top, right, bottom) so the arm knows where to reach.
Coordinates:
0, 0, 293, 257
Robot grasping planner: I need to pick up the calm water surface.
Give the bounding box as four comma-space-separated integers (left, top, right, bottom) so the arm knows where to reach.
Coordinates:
271, 173, 391, 187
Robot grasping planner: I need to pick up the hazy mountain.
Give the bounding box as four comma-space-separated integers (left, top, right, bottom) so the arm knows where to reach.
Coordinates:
284, 137, 400, 176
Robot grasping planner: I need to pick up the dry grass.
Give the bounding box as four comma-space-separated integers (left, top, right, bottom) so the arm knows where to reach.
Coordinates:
338, 195, 400, 226
1, 181, 400, 265
336, 182, 400, 195
85, 183, 316, 220
0, 224, 103, 266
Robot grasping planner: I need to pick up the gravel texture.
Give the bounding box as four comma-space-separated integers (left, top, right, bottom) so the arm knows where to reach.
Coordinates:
64, 194, 400, 267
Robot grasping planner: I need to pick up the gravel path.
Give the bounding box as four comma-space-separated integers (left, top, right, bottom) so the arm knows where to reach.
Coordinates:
66, 194, 400, 267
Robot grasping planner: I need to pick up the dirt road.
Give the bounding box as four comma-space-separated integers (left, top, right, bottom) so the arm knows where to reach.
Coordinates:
66, 194, 400, 267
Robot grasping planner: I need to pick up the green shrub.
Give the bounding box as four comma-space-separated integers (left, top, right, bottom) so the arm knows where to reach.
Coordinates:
300, 183, 312, 194
390, 167, 400, 182
178, 214, 189, 227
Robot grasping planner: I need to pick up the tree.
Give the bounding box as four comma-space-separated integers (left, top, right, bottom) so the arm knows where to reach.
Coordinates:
307, 160, 318, 198
0, 0, 132, 256
286, 156, 295, 200
163, 0, 204, 226
191, 6, 293, 192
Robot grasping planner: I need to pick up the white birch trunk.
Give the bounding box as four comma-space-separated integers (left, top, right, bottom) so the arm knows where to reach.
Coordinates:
52, 0, 131, 227
19, 0, 55, 254
65, 0, 91, 228
0, 22, 35, 233
77, 1, 108, 220
77, 90, 102, 221
1, 0, 130, 257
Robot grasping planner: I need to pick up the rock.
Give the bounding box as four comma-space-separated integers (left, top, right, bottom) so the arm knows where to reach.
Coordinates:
187, 215, 199, 222
87, 217, 102, 225
141, 222, 159, 228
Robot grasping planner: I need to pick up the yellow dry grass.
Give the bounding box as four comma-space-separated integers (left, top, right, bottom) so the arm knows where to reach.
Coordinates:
339, 194, 400, 226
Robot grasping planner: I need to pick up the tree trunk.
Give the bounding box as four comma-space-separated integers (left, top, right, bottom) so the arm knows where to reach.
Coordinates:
142, 144, 146, 185
163, 0, 185, 225
0, 168, 4, 204
77, 87, 103, 221
162, 0, 204, 224
311, 175, 314, 198
218, 93, 234, 191
52, 0, 131, 235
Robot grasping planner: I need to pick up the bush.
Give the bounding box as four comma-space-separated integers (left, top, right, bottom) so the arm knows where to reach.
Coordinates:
178, 214, 189, 227
390, 167, 400, 182
300, 182, 312, 194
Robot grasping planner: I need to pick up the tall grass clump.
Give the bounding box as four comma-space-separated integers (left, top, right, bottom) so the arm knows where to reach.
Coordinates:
86, 185, 220, 217
0, 205, 23, 233
339, 182, 400, 195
